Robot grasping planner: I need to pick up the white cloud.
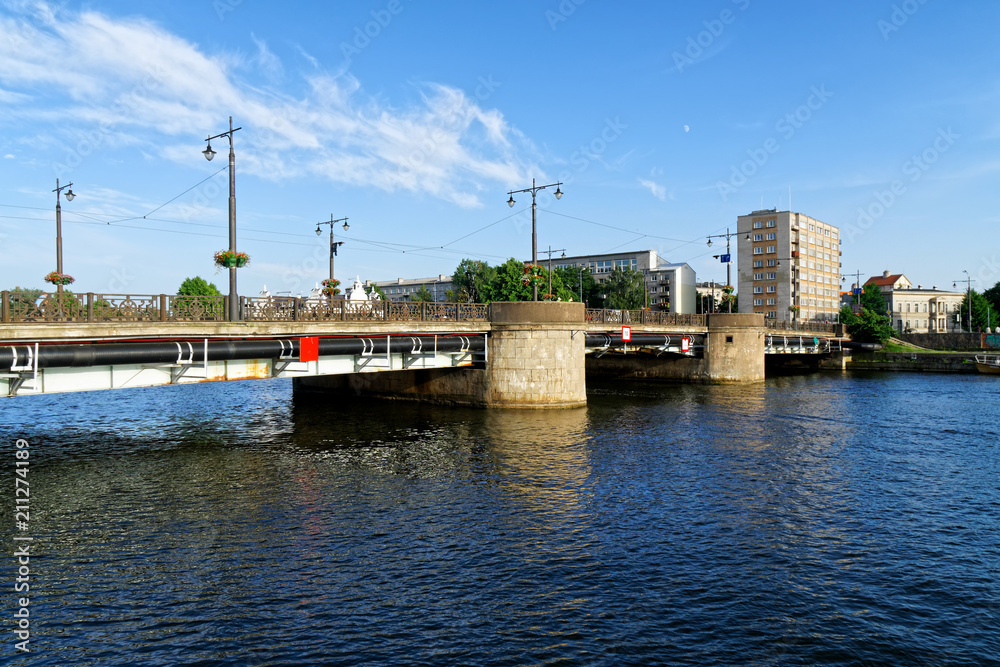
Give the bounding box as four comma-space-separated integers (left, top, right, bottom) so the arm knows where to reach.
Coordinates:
638, 177, 666, 201
4, 154, 13, 159
0, 3, 539, 208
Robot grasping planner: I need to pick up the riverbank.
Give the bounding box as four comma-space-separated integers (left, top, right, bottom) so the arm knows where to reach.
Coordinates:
847, 350, 979, 373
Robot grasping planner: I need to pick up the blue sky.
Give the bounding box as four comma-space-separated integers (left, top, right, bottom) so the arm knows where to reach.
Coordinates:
1, 0, 997, 297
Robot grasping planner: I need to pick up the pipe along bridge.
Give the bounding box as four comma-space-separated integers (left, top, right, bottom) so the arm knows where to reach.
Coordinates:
0, 334, 485, 397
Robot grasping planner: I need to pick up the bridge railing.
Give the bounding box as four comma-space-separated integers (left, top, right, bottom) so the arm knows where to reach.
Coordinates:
764, 319, 838, 334
585, 309, 705, 327
1, 291, 489, 324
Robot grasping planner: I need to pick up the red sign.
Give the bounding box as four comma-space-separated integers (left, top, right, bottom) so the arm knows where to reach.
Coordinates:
299, 336, 319, 362
681, 337, 690, 352
622, 326, 631, 342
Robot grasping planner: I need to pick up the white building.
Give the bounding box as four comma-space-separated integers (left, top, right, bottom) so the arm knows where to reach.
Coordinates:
860, 271, 965, 333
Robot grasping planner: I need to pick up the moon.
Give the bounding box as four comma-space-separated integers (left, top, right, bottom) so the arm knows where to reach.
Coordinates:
683, 125, 690, 132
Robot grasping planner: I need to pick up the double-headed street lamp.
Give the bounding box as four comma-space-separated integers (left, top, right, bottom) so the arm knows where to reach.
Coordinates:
53, 179, 76, 297
953, 270, 975, 332
507, 178, 563, 301
706, 227, 746, 312
316, 215, 350, 296
203, 116, 242, 322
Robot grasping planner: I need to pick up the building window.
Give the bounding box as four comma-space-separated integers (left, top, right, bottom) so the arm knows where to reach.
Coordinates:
767, 272, 776, 280
753, 260, 763, 268
753, 221, 763, 229
753, 286, 763, 294
753, 272, 763, 280
753, 247, 763, 255
754, 298, 763, 306
767, 219, 776, 227
767, 311, 776, 319
767, 298, 776, 305
767, 259, 776, 267
766, 233, 776, 241
753, 234, 763, 242
766, 246, 776, 253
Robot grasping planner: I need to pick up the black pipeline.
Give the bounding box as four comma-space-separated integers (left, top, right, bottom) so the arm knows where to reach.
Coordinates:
0, 335, 485, 370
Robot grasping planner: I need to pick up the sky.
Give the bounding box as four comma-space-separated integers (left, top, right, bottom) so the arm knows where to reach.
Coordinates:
1, 0, 998, 298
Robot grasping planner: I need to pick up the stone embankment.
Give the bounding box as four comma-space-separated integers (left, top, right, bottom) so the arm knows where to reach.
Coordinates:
847, 351, 978, 373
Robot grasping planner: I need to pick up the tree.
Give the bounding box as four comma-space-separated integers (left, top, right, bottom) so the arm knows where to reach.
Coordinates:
840, 302, 894, 345
177, 277, 222, 296
603, 267, 647, 310
492, 258, 533, 302
960, 289, 998, 332
411, 286, 434, 302
451, 259, 497, 303
860, 282, 887, 316
554, 266, 599, 305
983, 281, 1000, 320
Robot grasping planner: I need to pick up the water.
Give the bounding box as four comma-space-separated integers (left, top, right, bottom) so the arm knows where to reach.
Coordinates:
1, 372, 998, 665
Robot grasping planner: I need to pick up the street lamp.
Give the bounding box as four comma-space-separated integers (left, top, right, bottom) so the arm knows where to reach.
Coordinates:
507, 178, 563, 301
706, 227, 739, 312
541, 246, 566, 300
52, 179, 75, 298
952, 270, 975, 332
203, 116, 242, 321
315, 215, 349, 297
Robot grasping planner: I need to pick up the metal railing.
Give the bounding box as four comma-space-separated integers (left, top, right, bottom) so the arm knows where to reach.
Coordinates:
585, 309, 705, 327
1, 292, 489, 324
764, 319, 838, 334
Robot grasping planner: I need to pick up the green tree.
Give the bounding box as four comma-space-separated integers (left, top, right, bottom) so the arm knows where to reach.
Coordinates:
177, 276, 222, 296
840, 302, 894, 345
492, 258, 533, 301
983, 281, 1000, 319
554, 266, 599, 305
860, 282, 888, 316
602, 267, 647, 310
959, 289, 998, 332
451, 259, 497, 303
411, 286, 434, 302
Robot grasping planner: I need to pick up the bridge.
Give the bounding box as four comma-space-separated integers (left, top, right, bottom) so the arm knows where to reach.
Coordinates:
0, 292, 845, 406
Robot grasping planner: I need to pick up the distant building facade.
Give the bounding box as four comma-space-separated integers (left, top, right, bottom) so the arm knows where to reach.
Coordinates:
847, 271, 965, 333
359, 275, 454, 302
548, 249, 697, 313
737, 209, 842, 321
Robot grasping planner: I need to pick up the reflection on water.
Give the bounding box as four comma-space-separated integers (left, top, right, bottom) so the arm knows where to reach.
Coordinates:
0, 373, 998, 665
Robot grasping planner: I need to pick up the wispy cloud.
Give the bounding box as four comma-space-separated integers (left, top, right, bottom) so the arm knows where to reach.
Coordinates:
638, 177, 667, 201
0, 2, 538, 208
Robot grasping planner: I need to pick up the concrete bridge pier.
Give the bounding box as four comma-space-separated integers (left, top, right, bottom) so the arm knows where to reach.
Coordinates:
703, 313, 766, 383
294, 302, 588, 408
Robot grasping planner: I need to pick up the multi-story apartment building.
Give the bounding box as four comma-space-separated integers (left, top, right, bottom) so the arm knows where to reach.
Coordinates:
550, 249, 697, 313
737, 209, 842, 321
358, 275, 454, 302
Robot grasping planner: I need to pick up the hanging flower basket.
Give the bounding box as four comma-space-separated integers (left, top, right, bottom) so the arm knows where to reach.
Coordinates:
321, 278, 341, 296
43, 271, 75, 286
542, 293, 559, 302
521, 264, 545, 286
214, 250, 250, 268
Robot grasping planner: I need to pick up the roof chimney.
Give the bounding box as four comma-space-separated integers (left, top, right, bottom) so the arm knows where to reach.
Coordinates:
883, 270, 890, 278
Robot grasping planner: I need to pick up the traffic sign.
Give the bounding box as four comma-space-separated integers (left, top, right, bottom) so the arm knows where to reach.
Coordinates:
622, 326, 631, 342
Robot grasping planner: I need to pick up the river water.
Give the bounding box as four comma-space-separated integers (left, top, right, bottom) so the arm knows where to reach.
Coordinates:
1, 371, 998, 665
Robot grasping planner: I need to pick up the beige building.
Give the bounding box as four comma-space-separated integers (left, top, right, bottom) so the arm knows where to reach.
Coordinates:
737, 209, 842, 321
860, 272, 965, 333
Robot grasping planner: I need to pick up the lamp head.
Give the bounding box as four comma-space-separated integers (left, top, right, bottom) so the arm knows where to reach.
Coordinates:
507, 194, 515, 208
203, 142, 216, 161
64, 189, 75, 202
707, 239, 712, 247
342, 220, 350, 231
744, 233, 750, 241
315, 226, 322, 236
553, 185, 563, 200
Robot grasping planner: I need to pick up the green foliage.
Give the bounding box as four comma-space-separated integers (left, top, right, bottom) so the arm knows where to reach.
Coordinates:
451, 259, 497, 303
959, 289, 998, 331
983, 280, 1000, 314
840, 303, 894, 345
411, 286, 434, 302
860, 282, 888, 315
177, 276, 222, 296
554, 266, 599, 305
7, 286, 43, 310
492, 258, 533, 302
602, 267, 647, 310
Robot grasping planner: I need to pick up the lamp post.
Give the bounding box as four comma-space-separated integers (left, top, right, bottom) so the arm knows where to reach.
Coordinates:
52, 179, 75, 298
541, 246, 566, 299
315, 215, 349, 297
507, 178, 563, 301
706, 227, 743, 312
953, 270, 974, 332
203, 116, 242, 321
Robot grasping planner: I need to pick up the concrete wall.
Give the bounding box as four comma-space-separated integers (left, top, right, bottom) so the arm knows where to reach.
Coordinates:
897, 332, 1000, 350
293, 367, 486, 406
847, 351, 977, 373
